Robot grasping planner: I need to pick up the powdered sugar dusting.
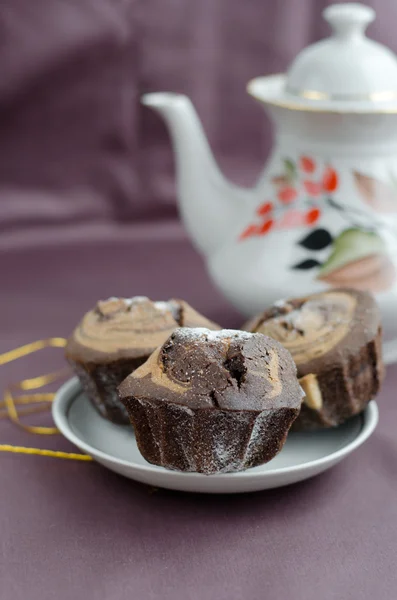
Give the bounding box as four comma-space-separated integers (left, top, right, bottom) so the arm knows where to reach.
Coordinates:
106, 296, 174, 313
209, 411, 276, 473
127, 296, 149, 305
174, 327, 253, 343
99, 296, 148, 308
244, 410, 274, 462
274, 299, 287, 308
99, 297, 174, 310
206, 329, 252, 341
212, 438, 241, 472
130, 398, 292, 474
127, 297, 174, 313
274, 308, 301, 326
153, 300, 174, 313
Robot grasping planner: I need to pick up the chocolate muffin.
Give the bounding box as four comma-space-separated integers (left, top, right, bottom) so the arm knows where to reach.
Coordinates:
66, 297, 220, 424
243, 289, 384, 430
118, 328, 302, 474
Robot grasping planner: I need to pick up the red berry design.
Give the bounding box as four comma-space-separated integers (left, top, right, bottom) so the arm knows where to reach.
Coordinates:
279, 210, 305, 229
303, 180, 321, 196
300, 156, 316, 173
278, 187, 298, 204
322, 167, 338, 192
239, 224, 259, 240
305, 208, 321, 225
259, 219, 274, 235
256, 201, 273, 216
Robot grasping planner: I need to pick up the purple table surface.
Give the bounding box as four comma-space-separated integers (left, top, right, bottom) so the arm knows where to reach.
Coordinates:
1, 224, 397, 600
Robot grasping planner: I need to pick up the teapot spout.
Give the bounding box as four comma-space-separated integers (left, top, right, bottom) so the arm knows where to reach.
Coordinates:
142, 93, 251, 256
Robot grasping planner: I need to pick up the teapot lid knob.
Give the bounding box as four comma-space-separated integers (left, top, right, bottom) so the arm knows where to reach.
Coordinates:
323, 3, 375, 39
247, 2, 397, 111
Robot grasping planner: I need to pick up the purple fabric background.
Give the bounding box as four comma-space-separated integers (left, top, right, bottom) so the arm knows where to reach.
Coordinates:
1, 2, 397, 599
1, 239, 397, 600
2, 0, 397, 235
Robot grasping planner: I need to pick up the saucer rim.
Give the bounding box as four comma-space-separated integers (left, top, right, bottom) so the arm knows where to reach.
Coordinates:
52, 377, 379, 481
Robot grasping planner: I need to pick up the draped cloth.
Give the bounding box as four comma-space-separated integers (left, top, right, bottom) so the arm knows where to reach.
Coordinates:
1, 3, 396, 599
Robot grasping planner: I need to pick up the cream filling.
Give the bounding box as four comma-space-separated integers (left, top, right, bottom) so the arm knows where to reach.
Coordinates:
299, 373, 323, 411
133, 346, 283, 401
73, 298, 220, 354
250, 351, 282, 399
133, 347, 190, 394
73, 302, 179, 354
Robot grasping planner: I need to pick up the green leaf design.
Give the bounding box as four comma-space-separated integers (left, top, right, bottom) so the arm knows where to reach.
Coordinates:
283, 158, 296, 182
327, 197, 344, 211
317, 228, 386, 278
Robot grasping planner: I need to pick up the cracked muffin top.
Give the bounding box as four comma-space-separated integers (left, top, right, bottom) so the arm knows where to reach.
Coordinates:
66, 297, 220, 364
242, 289, 380, 373
118, 327, 302, 412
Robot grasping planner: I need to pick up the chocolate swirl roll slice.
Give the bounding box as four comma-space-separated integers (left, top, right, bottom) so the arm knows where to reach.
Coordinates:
243, 289, 384, 430
66, 297, 220, 424
118, 328, 302, 473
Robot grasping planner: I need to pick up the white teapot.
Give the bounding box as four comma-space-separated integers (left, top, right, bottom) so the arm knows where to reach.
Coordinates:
143, 3, 397, 362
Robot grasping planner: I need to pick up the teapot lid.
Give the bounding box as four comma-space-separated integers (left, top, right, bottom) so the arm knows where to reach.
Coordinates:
248, 3, 397, 113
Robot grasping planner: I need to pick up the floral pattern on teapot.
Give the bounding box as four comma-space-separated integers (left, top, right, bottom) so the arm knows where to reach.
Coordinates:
239, 155, 397, 294
239, 155, 337, 241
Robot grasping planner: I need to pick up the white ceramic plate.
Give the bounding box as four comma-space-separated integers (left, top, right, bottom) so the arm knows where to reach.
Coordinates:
53, 378, 379, 494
